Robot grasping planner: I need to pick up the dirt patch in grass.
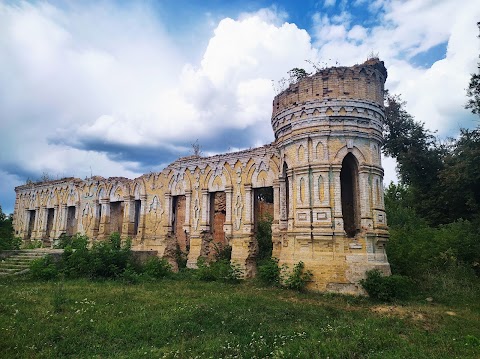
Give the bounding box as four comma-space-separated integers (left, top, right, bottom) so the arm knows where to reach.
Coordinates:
371, 304, 426, 320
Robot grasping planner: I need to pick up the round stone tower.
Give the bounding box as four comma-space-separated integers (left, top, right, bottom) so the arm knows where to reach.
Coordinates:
271, 59, 390, 293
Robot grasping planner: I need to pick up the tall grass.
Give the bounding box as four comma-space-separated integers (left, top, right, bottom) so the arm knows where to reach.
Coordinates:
0, 277, 479, 358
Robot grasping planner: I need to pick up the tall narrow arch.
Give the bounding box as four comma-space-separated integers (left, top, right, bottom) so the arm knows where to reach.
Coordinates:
340, 153, 360, 238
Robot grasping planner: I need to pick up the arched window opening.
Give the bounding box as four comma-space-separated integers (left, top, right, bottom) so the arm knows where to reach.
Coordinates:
340, 153, 360, 238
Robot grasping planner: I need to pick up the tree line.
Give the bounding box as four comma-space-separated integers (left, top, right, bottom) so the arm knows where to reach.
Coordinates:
382, 30, 480, 293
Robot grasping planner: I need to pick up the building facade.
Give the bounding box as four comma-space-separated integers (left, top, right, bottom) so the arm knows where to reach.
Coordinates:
13, 59, 391, 293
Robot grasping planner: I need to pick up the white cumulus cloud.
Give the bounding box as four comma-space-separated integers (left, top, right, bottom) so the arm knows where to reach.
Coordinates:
1, 0, 479, 214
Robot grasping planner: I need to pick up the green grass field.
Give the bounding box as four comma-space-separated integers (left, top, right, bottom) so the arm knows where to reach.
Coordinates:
1, 276, 479, 358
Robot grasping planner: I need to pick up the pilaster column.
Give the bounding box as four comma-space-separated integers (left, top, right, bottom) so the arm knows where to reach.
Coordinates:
225, 186, 233, 224
52, 205, 59, 238
358, 170, 374, 234
98, 199, 110, 239
243, 185, 253, 234
164, 193, 172, 233
91, 200, 100, 238
359, 170, 371, 219
200, 189, 209, 231
33, 206, 40, 239
184, 191, 192, 233
379, 179, 385, 209
23, 210, 29, 234
278, 177, 287, 229
59, 204, 68, 236
287, 172, 294, 230
224, 186, 233, 236
122, 195, 135, 237
331, 167, 344, 234
273, 180, 280, 223
74, 201, 80, 235
137, 194, 147, 239
244, 185, 252, 224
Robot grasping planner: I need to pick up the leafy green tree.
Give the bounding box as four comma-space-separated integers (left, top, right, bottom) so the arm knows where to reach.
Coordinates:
383, 93, 480, 225
383, 91, 445, 186
0, 205, 17, 250
383, 92, 447, 225
440, 127, 480, 221
384, 182, 420, 228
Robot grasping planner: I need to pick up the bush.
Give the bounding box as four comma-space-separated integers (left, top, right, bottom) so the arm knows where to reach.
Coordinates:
196, 258, 216, 281
30, 256, 59, 280
418, 265, 480, 305
60, 233, 133, 279
213, 243, 232, 261
22, 240, 43, 249
212, 260, 242, 283
120, 264, 141, 284
387, 219, 480, 278
61, 246, 92, 278
283, 261, 313, 291
143, 256, 172, 279
196, 258, 242, 283
385, 183, 480, 278
175, 243, 188, 269
257, 258, 281, 286
54, 233, 89, 250
360, 269, 413, 301
89, 233, 132, 279
256, 214, 273, 262
0, 236, 21, 250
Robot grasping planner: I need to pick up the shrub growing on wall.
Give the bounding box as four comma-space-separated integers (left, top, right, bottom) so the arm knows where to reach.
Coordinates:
213, 243, 232, 261
283, 261, 313, 292
175, 243, 188, 269
256, 214, 273, 262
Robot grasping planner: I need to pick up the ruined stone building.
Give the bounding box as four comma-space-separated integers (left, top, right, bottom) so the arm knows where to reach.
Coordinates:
13, 59, 391, 293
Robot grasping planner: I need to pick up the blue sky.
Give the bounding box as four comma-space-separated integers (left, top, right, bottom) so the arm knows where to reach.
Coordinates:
0, 0, 479, 214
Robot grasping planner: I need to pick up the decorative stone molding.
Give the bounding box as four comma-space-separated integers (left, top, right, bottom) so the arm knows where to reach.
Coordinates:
13, 59, 391, 294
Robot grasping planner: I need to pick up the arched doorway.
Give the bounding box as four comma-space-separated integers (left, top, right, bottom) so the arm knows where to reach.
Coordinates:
340, 153, 360, 237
